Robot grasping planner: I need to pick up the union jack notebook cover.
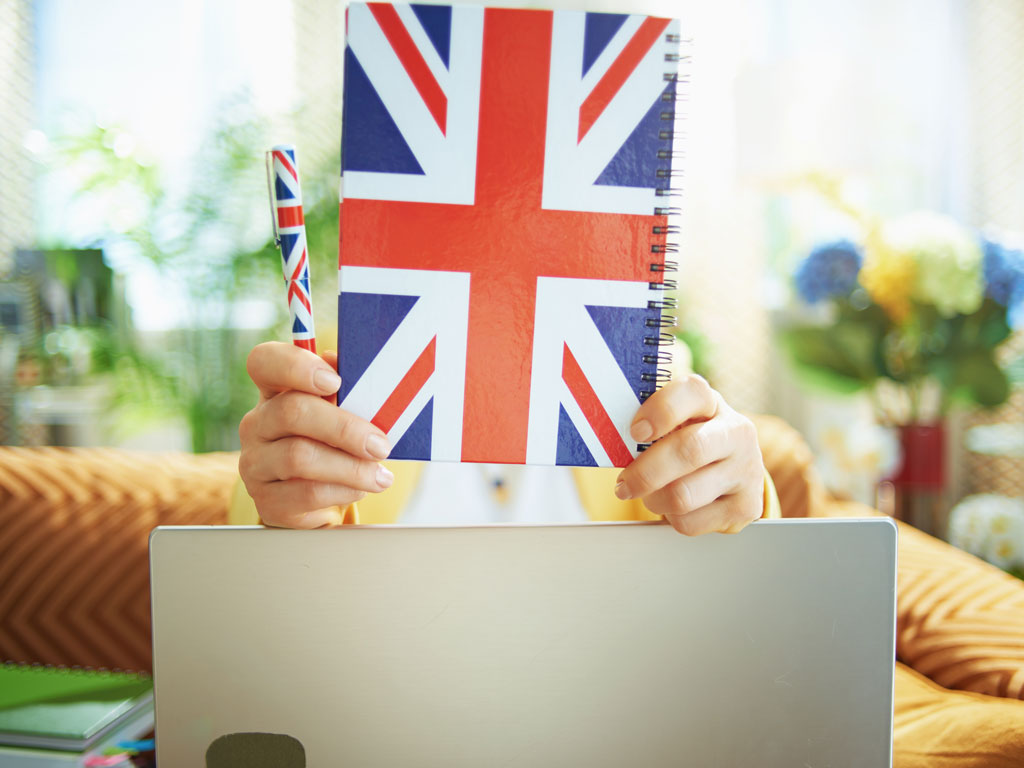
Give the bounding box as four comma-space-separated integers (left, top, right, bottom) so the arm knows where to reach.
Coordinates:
338, 3, 681, 467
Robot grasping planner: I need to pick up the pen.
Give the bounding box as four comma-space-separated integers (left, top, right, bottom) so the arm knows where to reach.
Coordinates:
266, 144, 317, 354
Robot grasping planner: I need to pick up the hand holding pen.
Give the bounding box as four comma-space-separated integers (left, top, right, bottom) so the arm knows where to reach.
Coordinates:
241, 144, 393, 525
266, 144, 317, 354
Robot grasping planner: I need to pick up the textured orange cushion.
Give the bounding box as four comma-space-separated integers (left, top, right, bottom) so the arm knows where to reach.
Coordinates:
894, 662, 1024, 767
0, 447, 238, 673
752, 413, 828, 519
896, 520, 1024, 700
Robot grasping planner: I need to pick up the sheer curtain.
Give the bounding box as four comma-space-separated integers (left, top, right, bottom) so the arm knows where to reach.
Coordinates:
680, 0, 972, 417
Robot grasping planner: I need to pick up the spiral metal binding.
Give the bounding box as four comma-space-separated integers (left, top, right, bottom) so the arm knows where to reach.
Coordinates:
637, 26, 687, 451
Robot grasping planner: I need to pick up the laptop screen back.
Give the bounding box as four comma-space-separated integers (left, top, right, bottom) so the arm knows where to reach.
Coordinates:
150, 518, 896, 767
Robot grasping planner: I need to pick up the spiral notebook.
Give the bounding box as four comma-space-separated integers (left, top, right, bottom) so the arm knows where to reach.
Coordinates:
338, 4, 681, 466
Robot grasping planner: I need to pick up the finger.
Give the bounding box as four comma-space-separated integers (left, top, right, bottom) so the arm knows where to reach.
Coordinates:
249, 437, 394, 492
247, 341, 341, 401
629, 374, 718, 444
660, 497, 758, 537
255, 481, 367, 529
639, 458, 743, 517
256, 391, 391, 460
616, 419, 733, 500
318, 351, 340, 403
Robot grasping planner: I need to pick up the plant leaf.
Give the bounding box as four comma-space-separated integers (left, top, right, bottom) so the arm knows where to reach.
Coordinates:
952, 351, 1011, 408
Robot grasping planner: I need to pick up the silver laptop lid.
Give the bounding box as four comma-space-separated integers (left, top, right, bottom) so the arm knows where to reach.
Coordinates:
150, 518, 896, 767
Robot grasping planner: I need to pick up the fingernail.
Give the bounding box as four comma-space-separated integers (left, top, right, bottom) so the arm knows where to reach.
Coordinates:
314, 368, 342, 393
614, 480, 632, 500
376, 465, 394, 489
365, 433, 391, 460
630, 419, 653, 442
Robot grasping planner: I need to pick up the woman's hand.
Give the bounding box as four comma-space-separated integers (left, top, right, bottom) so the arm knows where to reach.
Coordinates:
238, 342, 394, 528
615, 374, 765, 536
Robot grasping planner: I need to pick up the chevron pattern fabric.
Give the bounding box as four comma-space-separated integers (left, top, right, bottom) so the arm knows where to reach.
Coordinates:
2, 436, 1023, 706
896, 519, 1024, 700
0, 447, 238, 674
752, 413, 826, 519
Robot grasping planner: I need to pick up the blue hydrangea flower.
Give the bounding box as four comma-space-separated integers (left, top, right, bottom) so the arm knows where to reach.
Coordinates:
794, 239, 863, 303
982, 237, 1024, 307
1009, 279, 1024, 331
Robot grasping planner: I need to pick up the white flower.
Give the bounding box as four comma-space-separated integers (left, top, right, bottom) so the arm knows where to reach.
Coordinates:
812, 416, 900, 504
949, 494, 1024, 570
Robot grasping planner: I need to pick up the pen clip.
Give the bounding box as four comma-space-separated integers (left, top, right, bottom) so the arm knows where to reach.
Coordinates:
265, 150, 281, 247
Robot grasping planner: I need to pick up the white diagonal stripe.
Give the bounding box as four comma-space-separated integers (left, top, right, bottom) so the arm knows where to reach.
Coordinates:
527, 276, 650, 466
338, 266, 469, 462
395, 3, 450, 92
559, 377, 612, 466
344, 4, 482, 205
579, 14, 645, 96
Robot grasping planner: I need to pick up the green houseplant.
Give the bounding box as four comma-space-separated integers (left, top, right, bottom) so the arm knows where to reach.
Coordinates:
51, 109, 340, 451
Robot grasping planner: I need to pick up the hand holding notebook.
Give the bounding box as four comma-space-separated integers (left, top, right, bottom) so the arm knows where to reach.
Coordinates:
237, 5, 767, 532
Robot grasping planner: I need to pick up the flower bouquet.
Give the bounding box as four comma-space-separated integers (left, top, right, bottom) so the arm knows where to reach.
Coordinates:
780, 195, 1023, 531
785, 216, 1022, 419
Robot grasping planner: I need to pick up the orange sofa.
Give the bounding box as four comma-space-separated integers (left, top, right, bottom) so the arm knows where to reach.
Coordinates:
1, 416, 1023, 766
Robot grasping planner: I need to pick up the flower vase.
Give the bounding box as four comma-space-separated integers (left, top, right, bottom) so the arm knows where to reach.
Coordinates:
887, 423, 947, 536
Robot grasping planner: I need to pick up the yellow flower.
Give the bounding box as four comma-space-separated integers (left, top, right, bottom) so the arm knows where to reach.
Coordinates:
858, 213, 984, 322
889, 212, 984, 317
859, 231, 916, 322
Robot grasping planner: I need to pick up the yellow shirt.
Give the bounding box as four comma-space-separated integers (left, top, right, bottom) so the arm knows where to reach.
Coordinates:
229, 464, 781, 526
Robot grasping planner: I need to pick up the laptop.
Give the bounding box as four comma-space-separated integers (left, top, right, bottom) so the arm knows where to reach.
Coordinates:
150, 518, 896, 767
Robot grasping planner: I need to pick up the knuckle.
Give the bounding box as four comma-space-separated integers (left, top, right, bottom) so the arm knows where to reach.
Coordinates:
732, 496, 760, 526
654, 380, 684, 419
725, 506, 757, 534
669, 479, 695, 513
276, 392, 310, 431
251, 491, 284, 527
628, 461, 657, 495
259, 510, 285, 528
237, 449, 256, 483
650, 400, 674, 433
674, 430, 706, 469
248, 484, 267, 508
734, 414, 758, 445
674, 514, 700, 537
299, 481, 328, 509
246, 342, 273, 381
282, 438, 317, 478
742, 494, 763, 523
687, 373, 712, 396
640, 497, 665, 517
238, 409, 258, 442
242, 482, 263, 512
335, 410, 359, 452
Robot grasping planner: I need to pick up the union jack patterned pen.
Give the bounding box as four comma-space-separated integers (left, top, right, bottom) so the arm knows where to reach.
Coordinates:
266, 144, 317, 354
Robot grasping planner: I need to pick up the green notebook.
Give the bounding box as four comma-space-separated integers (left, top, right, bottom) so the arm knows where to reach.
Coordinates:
0, 663, 153, 752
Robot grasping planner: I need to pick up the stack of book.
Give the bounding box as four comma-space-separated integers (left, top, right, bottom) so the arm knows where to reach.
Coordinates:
0, 663, 154, 767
